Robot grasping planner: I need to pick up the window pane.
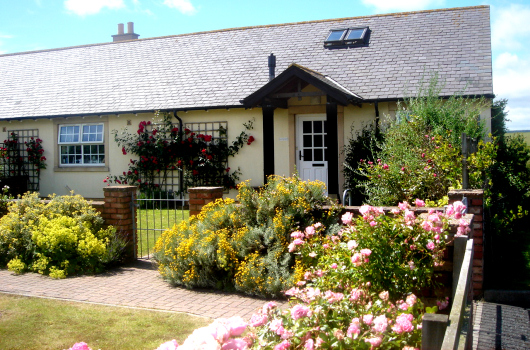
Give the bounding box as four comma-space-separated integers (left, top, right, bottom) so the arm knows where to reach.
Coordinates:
314, 149, 323, 161
346, 28, 365, 40
324, 149, 328, 161
303, 135, 312, 147
326, 30, 346, 42
303, 121, 312, 133
314, 135, 323, 147
82, 124, 103, 142
59, 125, 79, 143
313, 121, 322, 134
304, 149, 312, 161
323, 121, 327, 133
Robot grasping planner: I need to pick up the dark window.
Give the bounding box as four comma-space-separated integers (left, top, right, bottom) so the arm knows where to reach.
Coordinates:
325, 27, 368, 47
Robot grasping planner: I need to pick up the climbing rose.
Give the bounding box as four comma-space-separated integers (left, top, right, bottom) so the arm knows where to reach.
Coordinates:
347, 318, 361, 338
372, 315, 388, 333
365, 336, 383, 348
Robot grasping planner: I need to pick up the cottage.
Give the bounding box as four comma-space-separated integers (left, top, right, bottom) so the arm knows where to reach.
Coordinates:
0, 6, 493, 199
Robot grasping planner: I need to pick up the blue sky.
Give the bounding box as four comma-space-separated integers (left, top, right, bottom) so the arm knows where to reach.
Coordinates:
0, 0, 529, 130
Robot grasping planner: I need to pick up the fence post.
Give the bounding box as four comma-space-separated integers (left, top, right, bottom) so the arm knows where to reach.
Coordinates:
188, 187, 224, 216
102, 185, 137, 262
448, 189, 484, 298
422, 313, 449, 350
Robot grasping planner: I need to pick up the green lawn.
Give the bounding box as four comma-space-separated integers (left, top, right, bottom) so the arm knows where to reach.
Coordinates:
136, 208, 190, 258
0, 293, 209, 350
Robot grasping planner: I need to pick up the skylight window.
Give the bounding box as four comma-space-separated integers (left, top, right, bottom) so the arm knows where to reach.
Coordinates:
324, 27, 368, 47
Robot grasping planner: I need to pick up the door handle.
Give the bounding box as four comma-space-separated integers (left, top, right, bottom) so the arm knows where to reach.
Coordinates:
299, 151, 303, 160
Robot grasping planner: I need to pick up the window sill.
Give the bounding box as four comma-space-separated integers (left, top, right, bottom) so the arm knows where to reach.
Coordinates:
54, 166, 109, 172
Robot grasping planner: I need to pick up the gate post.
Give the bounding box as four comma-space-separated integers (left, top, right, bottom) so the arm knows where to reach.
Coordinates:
448, 189, 484, 298
188, 187, 224, 216
102, 185, 137, 262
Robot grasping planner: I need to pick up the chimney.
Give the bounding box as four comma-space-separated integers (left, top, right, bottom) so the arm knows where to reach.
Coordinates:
268, 53, 276, 81
112, 22, 140, 42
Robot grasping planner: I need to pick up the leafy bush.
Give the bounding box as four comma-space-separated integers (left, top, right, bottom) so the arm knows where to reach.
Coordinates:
343, 123, 383, 204
0, 192, 125, 278
243, 200, 468, 349
153, 175, 339, 297
344, 73, 494, 206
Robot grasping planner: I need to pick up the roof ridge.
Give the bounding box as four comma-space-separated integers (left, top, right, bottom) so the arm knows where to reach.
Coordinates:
0, 5, 489, 58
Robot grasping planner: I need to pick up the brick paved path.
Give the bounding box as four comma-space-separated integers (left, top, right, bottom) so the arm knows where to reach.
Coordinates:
0, 260, 286, 320
473, 301, 530, 350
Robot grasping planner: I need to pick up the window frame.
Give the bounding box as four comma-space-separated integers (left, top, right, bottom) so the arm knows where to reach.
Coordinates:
58, 123, 106, 167
324, 26, 369, 47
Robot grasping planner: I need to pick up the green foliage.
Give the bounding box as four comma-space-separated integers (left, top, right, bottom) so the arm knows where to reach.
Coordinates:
153, 175, 340, 297
0, 192, 125, 278
486, 132, 530, 288
342, 123, 383, 204
399, 72, 488, 147
107, 112, 255, 192
248, 201, 464, 349
344, 72, 493, 205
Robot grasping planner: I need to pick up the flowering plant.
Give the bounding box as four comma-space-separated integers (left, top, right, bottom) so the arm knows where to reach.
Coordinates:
242, 200, 470, 349
106, 112, 254, 192
25, 137, 47, 172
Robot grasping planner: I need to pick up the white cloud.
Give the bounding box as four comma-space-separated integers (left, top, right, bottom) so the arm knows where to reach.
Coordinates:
162, 0, 197, 15
361, 0, 444, 13
64, 0, 125, 16
493, 52, 530, 130
491, 4, 530, 51
505, 106, 530, 130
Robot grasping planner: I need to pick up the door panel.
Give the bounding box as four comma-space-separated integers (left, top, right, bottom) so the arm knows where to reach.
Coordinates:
296, 115, 328, 191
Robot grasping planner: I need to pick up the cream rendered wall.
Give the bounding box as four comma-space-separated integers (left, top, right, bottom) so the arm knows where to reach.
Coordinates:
273, 108, 291, 177
0, 108, 263, 199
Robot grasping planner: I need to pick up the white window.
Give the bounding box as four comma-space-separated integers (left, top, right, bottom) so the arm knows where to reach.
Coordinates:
58, 124, 105, 165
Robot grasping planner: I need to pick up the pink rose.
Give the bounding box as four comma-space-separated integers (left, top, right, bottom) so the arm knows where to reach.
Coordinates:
304, 338, 315, 350
378, 291, 389, 301
342, 211, 353, 225
331, 263, 338, 269
372, 315, 388, 333
415, 198, 425, 207
347, 317, 361, 338
398, 201, 410, 211
363, 314, 374, 325
225, 316, 247, 337
69, 343, 92, 350
291, 304, 311, 320
274, 340, 290, 350
222, 338, 248, 350
156, 340, 178, 350
426, 241, 435, 250
365, 336, 383, 348
249, 313, 268, 327
305, 226, 316, 237
291, 231, 304, 239
347, 240, 358, 250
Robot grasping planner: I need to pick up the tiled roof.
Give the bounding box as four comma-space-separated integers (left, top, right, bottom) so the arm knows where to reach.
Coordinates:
0, 6, 493, 119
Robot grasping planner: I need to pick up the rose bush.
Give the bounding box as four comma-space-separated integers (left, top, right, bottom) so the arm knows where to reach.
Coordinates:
147, 200, 470, 349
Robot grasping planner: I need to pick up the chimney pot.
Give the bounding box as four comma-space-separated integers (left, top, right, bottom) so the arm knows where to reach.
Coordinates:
112, 22, 140, 42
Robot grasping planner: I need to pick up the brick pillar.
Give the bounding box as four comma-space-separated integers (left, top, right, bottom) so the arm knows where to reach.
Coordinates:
188, 187, 224, 216
448, 189, 484, 298
102, 186, 137, 262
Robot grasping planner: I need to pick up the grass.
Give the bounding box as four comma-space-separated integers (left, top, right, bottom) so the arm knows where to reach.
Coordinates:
136, 208, 190, 258
0, 293, 209, 350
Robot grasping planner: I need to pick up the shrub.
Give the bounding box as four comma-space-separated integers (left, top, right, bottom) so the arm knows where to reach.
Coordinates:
243, 200, 468, 349
152, 200, 470, 349
153, 175, 340, 297
343, 72, 493, 206
0, 192, 125, 278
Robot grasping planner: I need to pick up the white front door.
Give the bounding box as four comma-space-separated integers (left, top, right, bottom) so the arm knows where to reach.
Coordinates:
296, 115, 328, 190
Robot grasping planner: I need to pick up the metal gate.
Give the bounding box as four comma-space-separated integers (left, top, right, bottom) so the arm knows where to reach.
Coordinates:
134, 190, 189, 259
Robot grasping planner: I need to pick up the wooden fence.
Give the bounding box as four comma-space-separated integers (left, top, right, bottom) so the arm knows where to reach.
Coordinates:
422, 237, 475, 350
